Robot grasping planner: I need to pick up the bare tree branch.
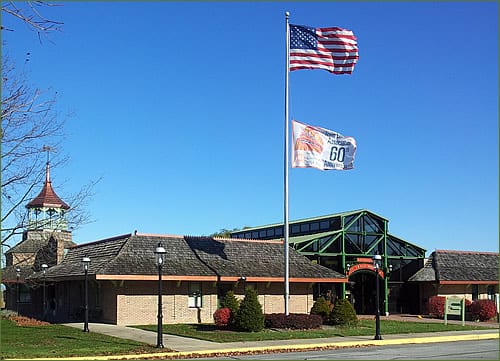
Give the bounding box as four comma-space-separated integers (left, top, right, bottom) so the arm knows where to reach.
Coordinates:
1, 2, 100, 247
1, 1, 63, 42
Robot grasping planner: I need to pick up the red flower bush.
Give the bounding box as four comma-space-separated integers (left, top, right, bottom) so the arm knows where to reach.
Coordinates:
213, 307, 232, 327
470, 299, 497, 321
427, 296, 446, 318
464, 298, 472, 310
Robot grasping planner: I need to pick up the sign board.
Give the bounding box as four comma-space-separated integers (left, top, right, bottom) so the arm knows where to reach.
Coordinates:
444, 296, 465, 326
346, 263, 384, 278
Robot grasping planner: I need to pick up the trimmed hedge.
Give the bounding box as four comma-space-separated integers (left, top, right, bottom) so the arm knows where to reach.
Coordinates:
265, 313, 323, 330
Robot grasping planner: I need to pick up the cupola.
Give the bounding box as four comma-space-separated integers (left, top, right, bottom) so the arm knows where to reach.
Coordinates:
26, 155, 70, 231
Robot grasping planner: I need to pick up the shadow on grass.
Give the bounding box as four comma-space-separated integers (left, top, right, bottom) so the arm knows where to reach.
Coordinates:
54, 335, 79, 340
191, 324, 225, 332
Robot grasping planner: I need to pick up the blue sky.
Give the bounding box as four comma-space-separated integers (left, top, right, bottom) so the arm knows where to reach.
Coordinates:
3, 2, 498, 254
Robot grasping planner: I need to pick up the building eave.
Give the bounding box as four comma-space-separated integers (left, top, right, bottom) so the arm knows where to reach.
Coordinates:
439, 280, 499, 285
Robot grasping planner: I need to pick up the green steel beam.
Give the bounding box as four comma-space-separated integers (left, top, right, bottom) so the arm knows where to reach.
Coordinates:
344, 211, 364, 231
319, 233, 342, 254
341, 214, 346, 300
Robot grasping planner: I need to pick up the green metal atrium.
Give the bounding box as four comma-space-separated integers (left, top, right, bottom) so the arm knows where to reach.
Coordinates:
231, 209, 427, 314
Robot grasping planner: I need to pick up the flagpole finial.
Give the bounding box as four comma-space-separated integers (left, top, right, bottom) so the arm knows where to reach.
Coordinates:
285, 11, 290, 19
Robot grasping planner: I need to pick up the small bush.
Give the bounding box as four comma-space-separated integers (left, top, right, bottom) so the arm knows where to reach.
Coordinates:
310, 297, 330, 321
427, 296, 446, 318
213, 308, 232, 327
330, 298, 357, 326
265, 313, 322, 329
470, 299, 497, 321
234, 287, 264, 332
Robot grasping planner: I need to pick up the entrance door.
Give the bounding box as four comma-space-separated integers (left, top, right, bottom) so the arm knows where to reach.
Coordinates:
348, 271, 383, 315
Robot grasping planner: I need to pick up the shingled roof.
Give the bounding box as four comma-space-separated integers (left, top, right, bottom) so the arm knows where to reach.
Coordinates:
3, 230, 76, 283
33, 233, 346, 283
7, 231, 75, 254
408, 250, 499, 284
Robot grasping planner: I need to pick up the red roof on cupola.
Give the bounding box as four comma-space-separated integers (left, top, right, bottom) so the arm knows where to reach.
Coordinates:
26, 163, 70, 210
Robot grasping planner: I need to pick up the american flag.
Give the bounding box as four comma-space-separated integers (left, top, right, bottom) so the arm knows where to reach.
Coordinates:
289, 24, 359, 75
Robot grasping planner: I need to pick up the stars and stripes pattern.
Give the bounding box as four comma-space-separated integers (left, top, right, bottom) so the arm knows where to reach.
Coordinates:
289, 24, 359, 75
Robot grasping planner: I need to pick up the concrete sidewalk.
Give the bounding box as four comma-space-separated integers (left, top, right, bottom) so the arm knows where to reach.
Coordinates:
54, 321, 499, 361
63, 322, 219, 351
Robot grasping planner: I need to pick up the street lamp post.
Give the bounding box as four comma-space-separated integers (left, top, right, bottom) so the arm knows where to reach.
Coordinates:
239, 276, 247, 290
372, 254, 382, 340
82, 257, 91, 332
155, 242, 166, 348
41, 264, 48, 320
15, 266, 21, 315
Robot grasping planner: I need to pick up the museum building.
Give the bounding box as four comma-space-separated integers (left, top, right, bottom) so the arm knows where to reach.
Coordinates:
2, 164, 498, 324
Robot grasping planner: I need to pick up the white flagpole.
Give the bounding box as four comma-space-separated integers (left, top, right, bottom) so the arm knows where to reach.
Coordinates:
284, 11, 290, 316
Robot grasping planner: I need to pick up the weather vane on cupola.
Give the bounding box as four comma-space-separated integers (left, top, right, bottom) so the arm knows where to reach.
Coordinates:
25, 146, 70, 231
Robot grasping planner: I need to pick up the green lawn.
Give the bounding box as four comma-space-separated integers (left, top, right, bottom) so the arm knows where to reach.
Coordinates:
135, 319, 496, 343
0, 318, 158, 359
2, 318, 496, 359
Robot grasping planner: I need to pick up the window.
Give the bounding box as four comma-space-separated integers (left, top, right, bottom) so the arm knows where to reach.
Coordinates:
310, 222, 319, 231
19, 284, 31, 303
188, 282, 202, 308
472, 284, 479, 301
259, 230, 266, 237
291, 225, 300, 234
320, 221, 329, 230
487, 285, 495, 300
95, 282, 101, 308
300, 223, 309, 232
266, 229, 275, 237
312, 241, 318, 252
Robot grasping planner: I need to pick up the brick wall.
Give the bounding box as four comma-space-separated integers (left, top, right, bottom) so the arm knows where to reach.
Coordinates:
437, 284, 498, 301
110, 280, 315, 326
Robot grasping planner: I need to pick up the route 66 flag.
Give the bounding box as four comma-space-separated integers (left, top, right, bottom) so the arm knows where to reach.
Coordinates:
292, 120, 357, 171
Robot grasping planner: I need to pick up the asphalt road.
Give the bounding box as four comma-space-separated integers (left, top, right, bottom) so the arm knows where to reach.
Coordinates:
194, 339, 499, 360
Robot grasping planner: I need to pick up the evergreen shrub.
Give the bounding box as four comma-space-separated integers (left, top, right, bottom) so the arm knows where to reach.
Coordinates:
220, 290, 240, 325
310, 296, 330, 321
234, 287, 265, 332
330, 298, 358, 326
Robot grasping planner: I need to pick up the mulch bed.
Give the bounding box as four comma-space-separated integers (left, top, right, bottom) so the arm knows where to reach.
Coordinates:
6, 315, 50, 326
